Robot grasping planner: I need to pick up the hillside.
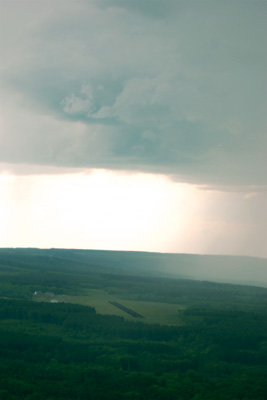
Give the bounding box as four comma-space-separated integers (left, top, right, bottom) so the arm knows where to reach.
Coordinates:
0, 248, 266, 287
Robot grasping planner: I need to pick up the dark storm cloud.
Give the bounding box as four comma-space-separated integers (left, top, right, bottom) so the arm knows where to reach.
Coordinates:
0, 0, 266, 186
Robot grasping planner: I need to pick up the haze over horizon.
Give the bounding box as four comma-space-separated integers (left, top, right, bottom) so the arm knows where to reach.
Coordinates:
0, 0, 266, 259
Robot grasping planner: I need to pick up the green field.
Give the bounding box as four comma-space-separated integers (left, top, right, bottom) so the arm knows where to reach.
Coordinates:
67, 289, 186, 325
33, 289, 186, 325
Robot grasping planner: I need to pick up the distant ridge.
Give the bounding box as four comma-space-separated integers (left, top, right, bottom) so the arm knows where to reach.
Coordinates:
0, 248, 266, 288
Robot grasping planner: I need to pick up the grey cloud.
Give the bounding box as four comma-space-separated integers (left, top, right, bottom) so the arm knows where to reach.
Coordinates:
96, 0, 179, 18
61, 84, 95, 115
0, 0, 266, 187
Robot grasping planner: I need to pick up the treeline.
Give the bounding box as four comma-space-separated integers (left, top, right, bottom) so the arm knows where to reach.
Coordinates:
0, 298, 266, 399
0, 299, 182, 341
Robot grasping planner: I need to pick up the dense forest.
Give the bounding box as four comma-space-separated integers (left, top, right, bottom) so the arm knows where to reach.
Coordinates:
0, 248, 266, 399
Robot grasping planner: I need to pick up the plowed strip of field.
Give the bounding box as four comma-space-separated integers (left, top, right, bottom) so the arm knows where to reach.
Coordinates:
109, 301, 145, 319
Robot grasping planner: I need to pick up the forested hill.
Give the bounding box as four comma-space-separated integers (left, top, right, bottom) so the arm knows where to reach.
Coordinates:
0, 247, 266, 399
0, 248, 266, 287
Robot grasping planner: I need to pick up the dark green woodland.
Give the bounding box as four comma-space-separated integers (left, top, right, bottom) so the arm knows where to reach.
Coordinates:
0, 248, 266, 400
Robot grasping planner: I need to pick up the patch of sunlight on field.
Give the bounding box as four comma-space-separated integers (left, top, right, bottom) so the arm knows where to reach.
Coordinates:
64, 289, 186, 326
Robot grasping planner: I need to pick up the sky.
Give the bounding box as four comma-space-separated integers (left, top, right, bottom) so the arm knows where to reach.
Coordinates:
0, 0, 266, 257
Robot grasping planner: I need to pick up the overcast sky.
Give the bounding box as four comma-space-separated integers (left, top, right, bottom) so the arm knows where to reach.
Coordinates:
0, 0, 266, 257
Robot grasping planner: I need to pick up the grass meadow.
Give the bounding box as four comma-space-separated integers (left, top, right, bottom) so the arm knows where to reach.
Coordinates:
33, 289, 186, 325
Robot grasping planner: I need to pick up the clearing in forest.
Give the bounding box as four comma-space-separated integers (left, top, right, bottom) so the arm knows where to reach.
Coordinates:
62, 289, 185, 325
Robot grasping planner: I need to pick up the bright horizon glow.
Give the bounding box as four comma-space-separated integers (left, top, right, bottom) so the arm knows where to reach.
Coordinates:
1, 169, 266, 258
